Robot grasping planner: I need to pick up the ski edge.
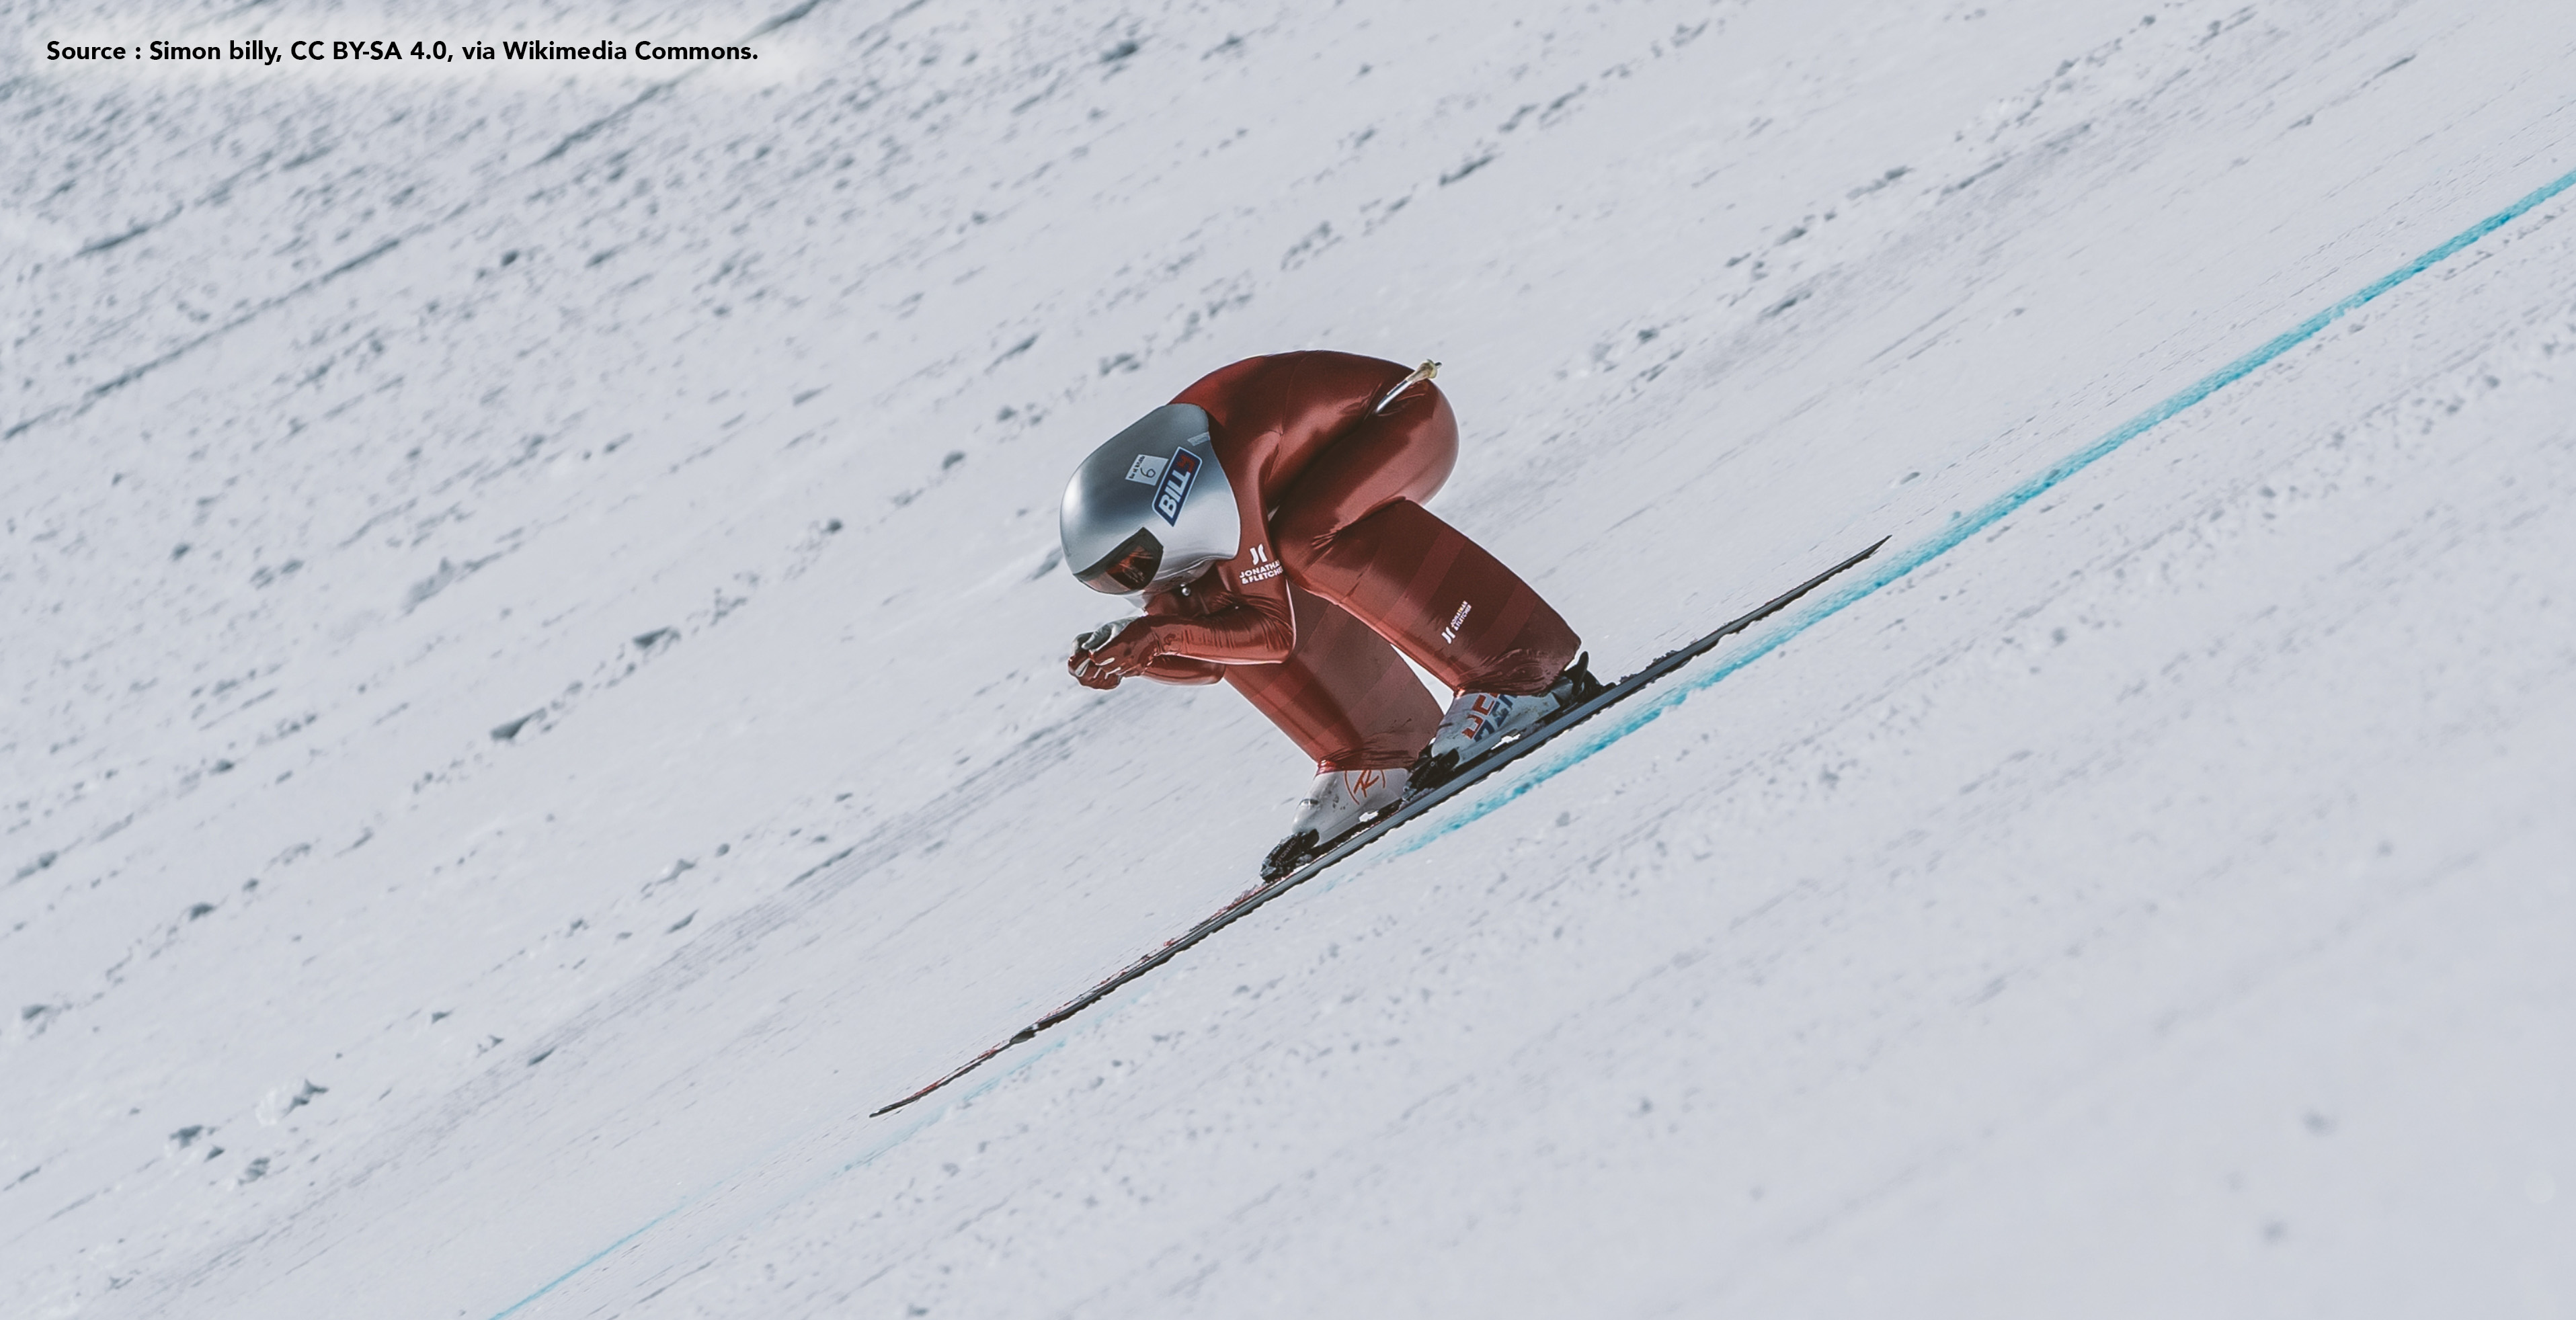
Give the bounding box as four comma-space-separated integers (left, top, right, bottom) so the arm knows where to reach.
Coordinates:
870, 536, 1886, 1116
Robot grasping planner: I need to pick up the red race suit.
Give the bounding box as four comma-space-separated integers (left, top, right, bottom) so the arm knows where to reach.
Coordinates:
1079, 352, 1580, 772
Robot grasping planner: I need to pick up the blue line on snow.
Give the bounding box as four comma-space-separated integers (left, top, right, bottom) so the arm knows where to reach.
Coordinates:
489, 1210, 688, 1320
482, 1033, 1072, 1317
1398, 163, 2576, 852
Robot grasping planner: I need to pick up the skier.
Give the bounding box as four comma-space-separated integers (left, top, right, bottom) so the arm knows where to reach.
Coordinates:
1059, 351, 1600, 876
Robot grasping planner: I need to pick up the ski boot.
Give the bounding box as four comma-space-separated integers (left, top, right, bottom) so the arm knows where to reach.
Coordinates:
1409, 653, 1605, 792
1261, 766, 1410, 880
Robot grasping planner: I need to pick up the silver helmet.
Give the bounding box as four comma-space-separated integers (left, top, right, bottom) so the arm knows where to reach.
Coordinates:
1061, 404, 1242, 594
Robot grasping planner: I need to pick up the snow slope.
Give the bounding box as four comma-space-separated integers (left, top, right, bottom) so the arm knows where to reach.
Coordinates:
5, 0, 2573, 1315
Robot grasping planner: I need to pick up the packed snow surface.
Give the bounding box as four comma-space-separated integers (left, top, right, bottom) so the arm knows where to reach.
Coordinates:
7, 1, 2574, 1315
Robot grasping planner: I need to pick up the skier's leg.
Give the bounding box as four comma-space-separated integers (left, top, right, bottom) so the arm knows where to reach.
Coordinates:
1221, 582, 1441, 772
1271, 387, 1580, 696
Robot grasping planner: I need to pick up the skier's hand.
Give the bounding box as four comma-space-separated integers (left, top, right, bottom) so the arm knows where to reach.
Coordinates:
1069, 619, 1139, 689
1070, 648, 1121, 689
1073, 618, 1164, 684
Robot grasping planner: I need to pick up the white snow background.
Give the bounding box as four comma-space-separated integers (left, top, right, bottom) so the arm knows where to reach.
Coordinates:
7, 1, 2575, 1315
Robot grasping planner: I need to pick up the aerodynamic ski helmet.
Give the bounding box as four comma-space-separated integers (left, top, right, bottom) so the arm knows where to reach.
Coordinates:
1061, 404, 1242, 594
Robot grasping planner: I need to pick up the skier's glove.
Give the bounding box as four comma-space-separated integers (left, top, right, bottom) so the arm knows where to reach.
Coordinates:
1069, 618, 1145, 689
1072, 616, 1170, 687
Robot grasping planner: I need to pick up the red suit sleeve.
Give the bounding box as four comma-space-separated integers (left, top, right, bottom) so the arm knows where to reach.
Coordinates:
1131, 559, 1295, 665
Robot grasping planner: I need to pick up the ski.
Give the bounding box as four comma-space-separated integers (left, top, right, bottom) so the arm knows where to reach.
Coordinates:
871, 536, 1887, 1116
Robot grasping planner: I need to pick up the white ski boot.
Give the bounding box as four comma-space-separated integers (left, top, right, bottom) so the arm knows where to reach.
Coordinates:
1410, 654, 1604, 790
1262, 766, 1410, 880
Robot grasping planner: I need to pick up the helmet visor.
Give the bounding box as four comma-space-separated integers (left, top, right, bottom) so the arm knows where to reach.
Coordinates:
1073, 527, 1164, 594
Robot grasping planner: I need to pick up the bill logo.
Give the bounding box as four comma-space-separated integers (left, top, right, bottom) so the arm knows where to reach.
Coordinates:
1441, 599, 1473, 644
1123, 454, 1168, 485
1153, 448, 1202, 524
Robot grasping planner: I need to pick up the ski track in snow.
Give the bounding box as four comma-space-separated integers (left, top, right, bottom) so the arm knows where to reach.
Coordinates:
5, 1, 2574, 1316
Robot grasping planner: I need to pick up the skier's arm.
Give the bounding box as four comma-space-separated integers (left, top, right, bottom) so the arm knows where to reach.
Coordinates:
1068, 616, 1233, 688
1135, 583, 1295, 663
1069, 647, 1225, 688
1081, 584, 1295, 677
